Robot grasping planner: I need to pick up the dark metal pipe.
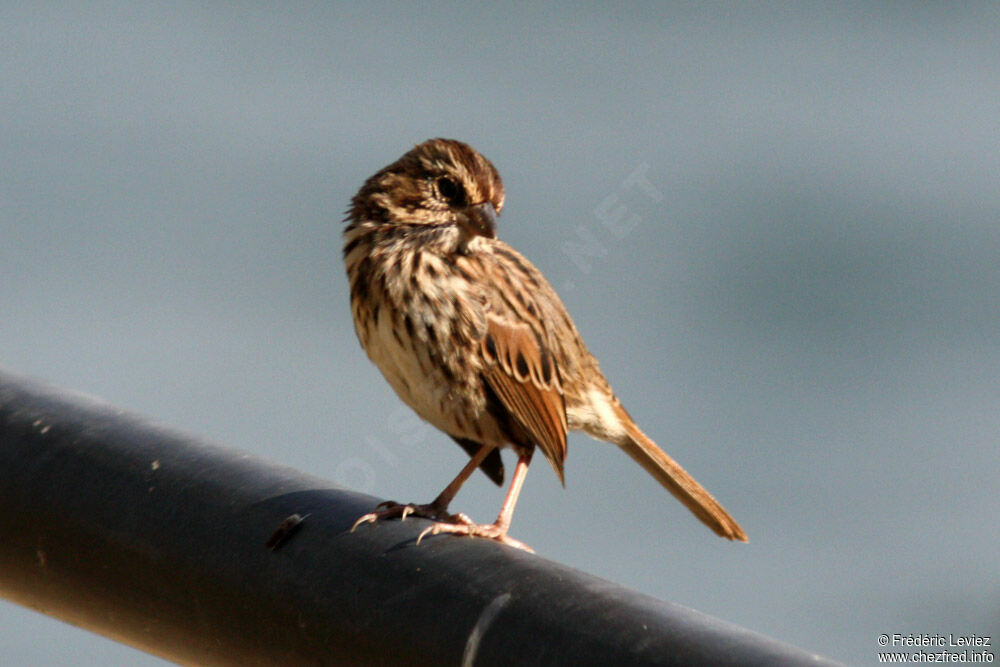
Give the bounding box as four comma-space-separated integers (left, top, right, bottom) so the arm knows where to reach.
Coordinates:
0, 369, 839, 665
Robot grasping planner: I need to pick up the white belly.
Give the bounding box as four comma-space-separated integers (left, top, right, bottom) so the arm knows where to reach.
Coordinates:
360, 311, 461, 437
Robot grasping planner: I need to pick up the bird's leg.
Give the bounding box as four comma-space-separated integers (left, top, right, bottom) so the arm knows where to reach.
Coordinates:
351, 443, 495, 530
492, 449, 532, 534
426, 442, 496, 515
418, 449, 534, 552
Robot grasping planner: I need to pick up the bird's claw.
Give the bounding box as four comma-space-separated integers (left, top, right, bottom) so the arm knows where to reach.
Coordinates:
350, 501, 458, 533
416, 521, 534, 552
351, 503, 530, 550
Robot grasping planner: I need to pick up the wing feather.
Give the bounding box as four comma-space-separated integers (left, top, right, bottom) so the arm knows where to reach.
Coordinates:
481, 314, 568, 483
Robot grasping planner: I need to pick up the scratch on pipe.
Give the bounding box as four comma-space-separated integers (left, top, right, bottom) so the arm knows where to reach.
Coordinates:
461, 592, 512, 667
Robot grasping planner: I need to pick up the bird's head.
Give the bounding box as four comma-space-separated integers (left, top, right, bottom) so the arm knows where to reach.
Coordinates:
349, 138, 505, 243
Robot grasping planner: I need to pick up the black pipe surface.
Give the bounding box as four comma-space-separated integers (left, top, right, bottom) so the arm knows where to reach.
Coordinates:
0, 369, 839, 665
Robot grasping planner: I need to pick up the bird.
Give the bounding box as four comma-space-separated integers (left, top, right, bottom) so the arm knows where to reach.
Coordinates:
344, 138, 747, 550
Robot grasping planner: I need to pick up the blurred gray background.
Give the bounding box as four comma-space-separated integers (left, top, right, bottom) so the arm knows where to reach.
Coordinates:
2, 3, 998, 665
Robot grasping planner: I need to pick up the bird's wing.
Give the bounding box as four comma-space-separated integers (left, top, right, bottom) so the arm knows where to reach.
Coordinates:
480, 312, 568, 483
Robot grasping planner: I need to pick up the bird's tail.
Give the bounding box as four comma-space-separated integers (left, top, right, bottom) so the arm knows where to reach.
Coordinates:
616, 412, 748, 542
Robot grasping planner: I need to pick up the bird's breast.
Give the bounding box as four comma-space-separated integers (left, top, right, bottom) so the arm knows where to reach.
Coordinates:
350, 250, 501, 445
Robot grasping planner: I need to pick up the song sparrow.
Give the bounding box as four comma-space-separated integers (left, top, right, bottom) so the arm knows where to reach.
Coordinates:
345, 139, 746, 550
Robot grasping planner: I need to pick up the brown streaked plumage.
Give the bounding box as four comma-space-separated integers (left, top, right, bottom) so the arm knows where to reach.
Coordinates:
344, 138, 747, 550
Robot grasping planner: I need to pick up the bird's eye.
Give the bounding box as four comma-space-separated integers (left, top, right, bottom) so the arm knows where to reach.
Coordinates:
436, 177, 467, 206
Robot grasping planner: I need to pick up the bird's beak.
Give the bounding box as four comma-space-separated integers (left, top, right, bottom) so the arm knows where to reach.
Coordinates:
459, 202, 498, 239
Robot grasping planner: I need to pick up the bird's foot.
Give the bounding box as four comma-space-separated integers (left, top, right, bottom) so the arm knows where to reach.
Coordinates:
416, 520, 533, 553
350, 501, 473, 532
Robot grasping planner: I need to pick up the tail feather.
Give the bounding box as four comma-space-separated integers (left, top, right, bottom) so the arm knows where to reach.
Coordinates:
618, 419, 748, 542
